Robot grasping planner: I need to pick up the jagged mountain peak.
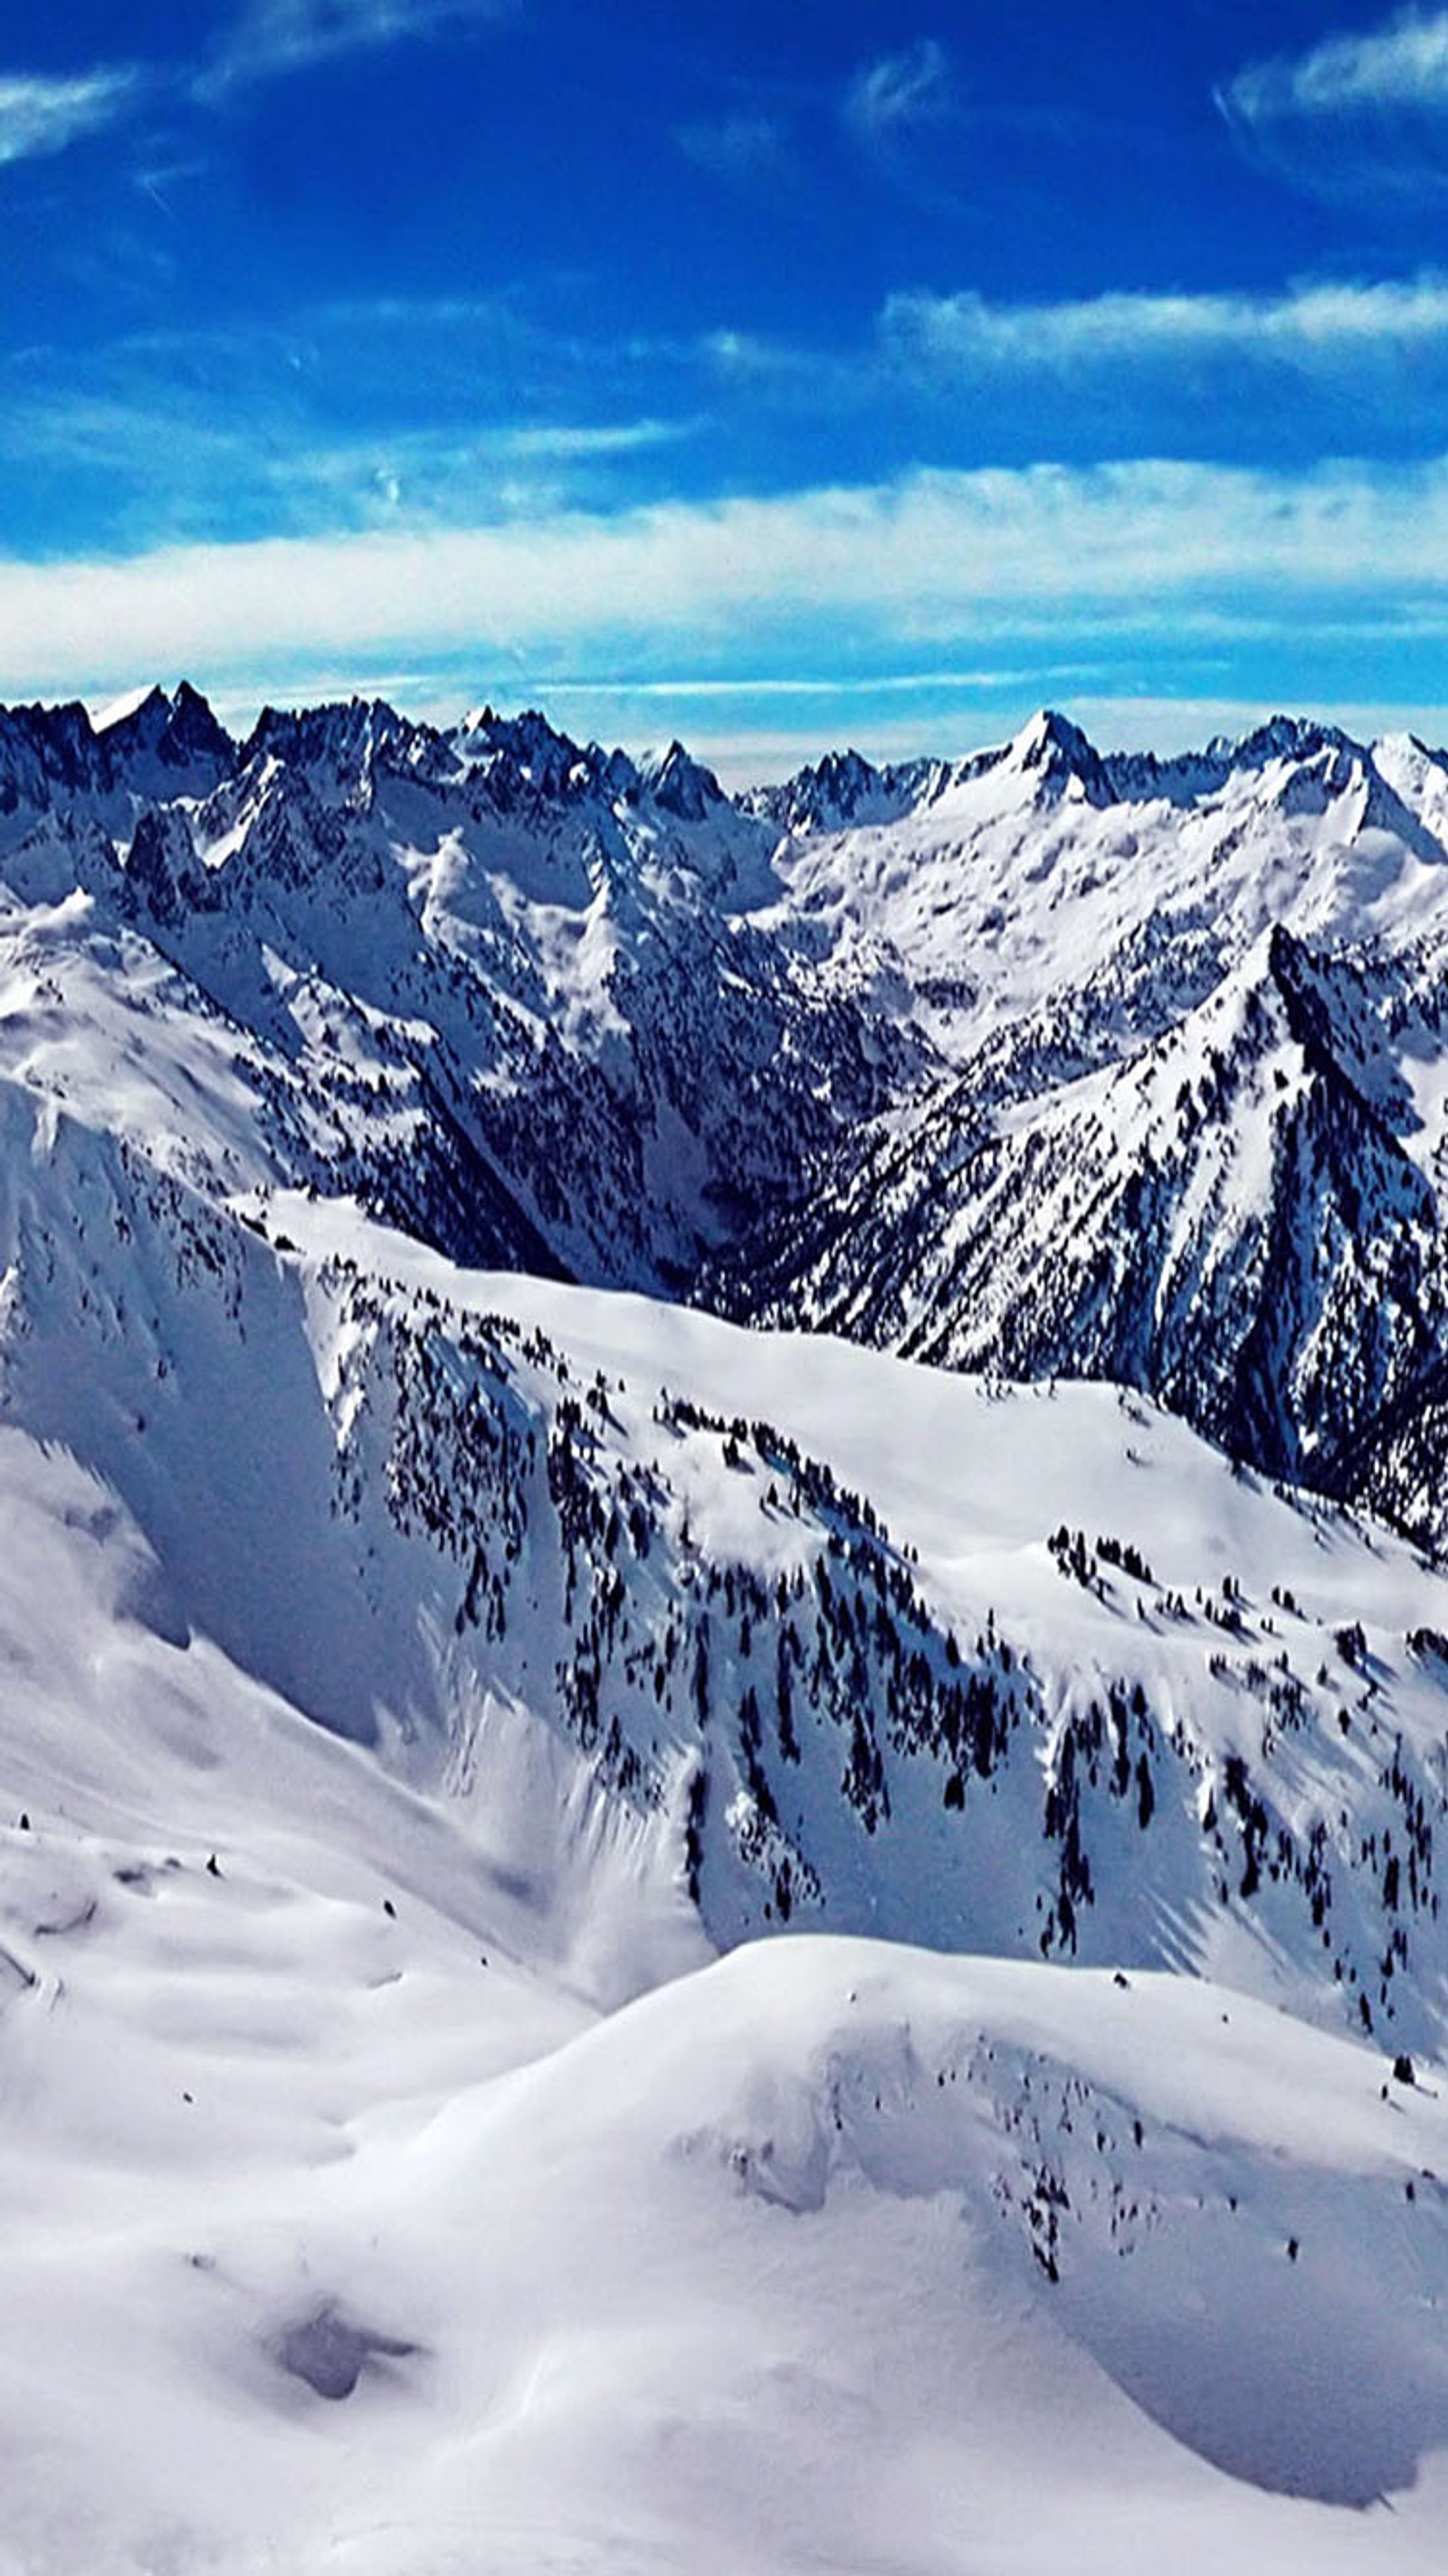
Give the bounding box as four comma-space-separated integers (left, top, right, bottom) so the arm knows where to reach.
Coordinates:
808, 745, 879, 796
1011, 704, 1100, 764
1114, 712, 1375, 814
739, 907, 1444, 1501
0, 698, 106, 816
92, 681, 166, 734
746, 745, 890, 834
748, 743, 962, 841
100, 678, 235, 779
1010, 705, 1108, 793
0, 683, 235, 823
907, 707, 1118, 816
241, 693, 428, 797
448, 703, 626, 807
452, 701, 581, 767
1211, 711, 1358, 770
999, 706, 1116, 804
634, 738, 725, 821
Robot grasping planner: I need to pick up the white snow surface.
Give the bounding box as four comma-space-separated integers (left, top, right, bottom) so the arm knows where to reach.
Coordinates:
9, 697, 1448, 2566
7, 1422, 1448, 2574
5, 1178, 1448, 2566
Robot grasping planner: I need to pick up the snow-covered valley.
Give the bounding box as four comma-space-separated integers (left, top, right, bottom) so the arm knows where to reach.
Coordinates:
7, 686, 1448, 2567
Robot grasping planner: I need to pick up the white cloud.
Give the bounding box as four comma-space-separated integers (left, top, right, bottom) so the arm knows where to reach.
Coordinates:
1227, 9, 1448, 120
0, 67, 139, 167
1219, 10, 1448, 198
881, 274, 1448, 372
5, 455, 1448, 706
200, 0, 509, 94
845, 38, 952, 139
493, 419, 695, 460
692, 276, 1448, 420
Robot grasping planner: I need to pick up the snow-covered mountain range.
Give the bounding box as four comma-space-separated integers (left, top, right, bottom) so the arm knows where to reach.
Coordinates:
13, 682, 1448, 1531
9, 683, 1448, 2568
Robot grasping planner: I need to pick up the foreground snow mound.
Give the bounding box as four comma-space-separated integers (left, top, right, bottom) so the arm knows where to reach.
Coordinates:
6, 1752, 1448, 2576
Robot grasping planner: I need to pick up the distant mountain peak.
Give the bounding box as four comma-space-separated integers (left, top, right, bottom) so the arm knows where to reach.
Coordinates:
1014, 706, 1092, 758
95, 681, 169, 734
743, 745, 921, 836
992, 707, 1116, 806
1209, 712, 1356, 770
635, 739, 725, 822
106, 679, 235, 776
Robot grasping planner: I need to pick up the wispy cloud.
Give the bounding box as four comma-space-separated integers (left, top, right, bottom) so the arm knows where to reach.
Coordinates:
133, 153, 212, 214
495, 419, 695, 461
5, 454, 1448, 706
691, 274, 1448, 450
0, 373, 698, 548
679, 38, 955, 201
199, 0, 510, 95
844, 38, 952, 140
0, 66, 140, 167
1219, 9, 1448, 200
546, 671, 1057, 701
881, 274, 1448, 372
1227, 8, 1448, 119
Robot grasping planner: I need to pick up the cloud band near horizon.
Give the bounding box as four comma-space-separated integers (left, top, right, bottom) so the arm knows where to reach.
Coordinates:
8, 453, 1448, 701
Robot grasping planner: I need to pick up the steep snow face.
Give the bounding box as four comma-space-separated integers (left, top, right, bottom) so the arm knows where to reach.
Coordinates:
736, 925, 1448, 1512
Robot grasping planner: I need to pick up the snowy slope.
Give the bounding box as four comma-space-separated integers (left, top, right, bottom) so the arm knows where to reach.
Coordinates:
2, 1396, 1446, 2576
8, 693, 1448, 2045
7, 1064, 1448, 2056
12, 687, 1448, 2565
4, 1413, 1448, 2573
10, 1741, 1448, 2576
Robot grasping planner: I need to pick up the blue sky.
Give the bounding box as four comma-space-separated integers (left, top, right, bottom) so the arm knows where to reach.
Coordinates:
5, 1, 1448, 770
